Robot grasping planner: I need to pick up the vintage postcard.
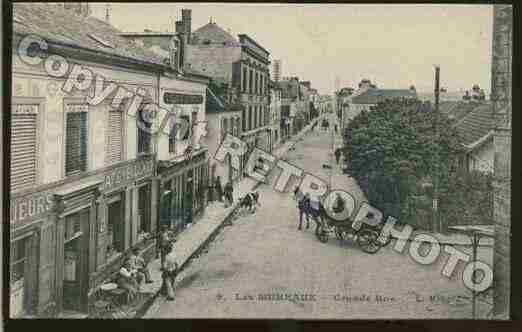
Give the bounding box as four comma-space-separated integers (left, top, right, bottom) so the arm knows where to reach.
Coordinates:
6, 2, 511, 320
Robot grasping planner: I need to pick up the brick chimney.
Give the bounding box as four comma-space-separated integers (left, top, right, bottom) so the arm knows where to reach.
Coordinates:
181, 9, 192, 44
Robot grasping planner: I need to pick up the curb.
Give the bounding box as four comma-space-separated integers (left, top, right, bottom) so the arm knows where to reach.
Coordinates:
134, 120, 319, 318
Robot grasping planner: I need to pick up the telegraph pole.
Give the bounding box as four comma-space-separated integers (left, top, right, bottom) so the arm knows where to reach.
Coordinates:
432, 65, 440, 233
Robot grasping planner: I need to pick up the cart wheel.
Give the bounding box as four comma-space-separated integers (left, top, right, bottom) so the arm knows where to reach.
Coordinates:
357, 229, 381, 254
316, 225, 329, 243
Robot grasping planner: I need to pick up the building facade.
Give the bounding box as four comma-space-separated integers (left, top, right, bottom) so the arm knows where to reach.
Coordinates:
10, 4, 209, 318
269, 81, 282, 149
184, 19, 272, 176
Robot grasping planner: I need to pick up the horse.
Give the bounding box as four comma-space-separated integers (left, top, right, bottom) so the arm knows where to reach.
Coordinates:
238, 191, 260, 214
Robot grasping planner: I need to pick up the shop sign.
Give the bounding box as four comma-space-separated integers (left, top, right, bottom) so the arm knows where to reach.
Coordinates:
163, 92, 203, 105
101, 158, 154, 191
10, 192, 54, 225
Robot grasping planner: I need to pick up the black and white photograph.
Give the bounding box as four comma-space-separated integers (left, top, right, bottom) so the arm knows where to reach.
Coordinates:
5, 2, 512, 320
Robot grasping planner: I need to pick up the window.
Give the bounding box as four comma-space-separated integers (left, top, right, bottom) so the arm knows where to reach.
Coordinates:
255, 72, 258, 95
106, 109, 124, 165
249, 69, 253, 94
242, 109, 246, 132
168, 112, 177, 153
248, 106, 253, 131
137, 107, 152, 154
11, 103, 39, 192
65, 106, 88, 176
242, 67, 247, 92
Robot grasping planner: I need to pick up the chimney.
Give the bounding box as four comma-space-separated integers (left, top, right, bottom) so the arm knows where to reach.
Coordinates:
181, 9, 192, 44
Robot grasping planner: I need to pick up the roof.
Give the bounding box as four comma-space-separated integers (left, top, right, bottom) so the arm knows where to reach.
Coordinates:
13, 3, 164, 67
454, 103, 494, 148
439, 101, 481, 122
351, 89, 417, 104
192, 22, 239, 46
237, 34, 270, 55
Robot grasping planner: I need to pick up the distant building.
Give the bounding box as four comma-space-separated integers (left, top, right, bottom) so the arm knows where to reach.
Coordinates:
345, 87, 418, 123
272, 59, 282, 82
454, 104, 495, 174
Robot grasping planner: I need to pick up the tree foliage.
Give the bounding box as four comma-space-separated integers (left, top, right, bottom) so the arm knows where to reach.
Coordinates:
344, 98, 492, 230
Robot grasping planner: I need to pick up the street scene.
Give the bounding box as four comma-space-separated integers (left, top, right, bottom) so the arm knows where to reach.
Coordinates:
7, 3, 511, 320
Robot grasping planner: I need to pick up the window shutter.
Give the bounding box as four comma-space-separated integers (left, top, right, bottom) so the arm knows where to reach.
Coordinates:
65, 111, 88, 176
11, 105, 38, 192
106, 110, 123, 165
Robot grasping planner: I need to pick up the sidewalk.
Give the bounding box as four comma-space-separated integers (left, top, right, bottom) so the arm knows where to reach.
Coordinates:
126, 116, 322, 318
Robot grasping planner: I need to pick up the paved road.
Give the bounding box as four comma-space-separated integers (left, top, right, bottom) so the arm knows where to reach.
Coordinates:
145, 127, 493, 319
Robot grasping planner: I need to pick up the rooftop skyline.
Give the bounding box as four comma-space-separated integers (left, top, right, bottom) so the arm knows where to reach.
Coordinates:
91, 3, 493, 95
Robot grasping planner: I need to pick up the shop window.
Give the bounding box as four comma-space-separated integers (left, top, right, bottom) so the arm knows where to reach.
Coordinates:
107, 197, 124, 258
65, 108, 88, 176
10, 237, 28, 317
138, 184, 152, 240
161, 180, 173, 228
180, 115, 190, 141
137, 107, 152, 154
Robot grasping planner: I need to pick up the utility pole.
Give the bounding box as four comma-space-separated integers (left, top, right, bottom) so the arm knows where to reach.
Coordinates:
432, 65, 440, 233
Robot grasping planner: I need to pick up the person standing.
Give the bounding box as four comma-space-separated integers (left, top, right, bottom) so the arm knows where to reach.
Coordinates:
161, 243, 178, 301
158, 225, 173, 268
297, 193, 311, 230
214, 176, 223, 202
334, 148, 341, 165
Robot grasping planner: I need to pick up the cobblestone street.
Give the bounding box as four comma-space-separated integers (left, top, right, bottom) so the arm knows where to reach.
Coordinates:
145, 127, 494, 319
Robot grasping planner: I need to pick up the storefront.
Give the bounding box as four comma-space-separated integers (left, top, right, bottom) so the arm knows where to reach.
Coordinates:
158, 149, 209, 235
9, 155, 157, 317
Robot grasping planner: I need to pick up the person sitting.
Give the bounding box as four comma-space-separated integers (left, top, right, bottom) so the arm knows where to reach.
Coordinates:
129, 248, 153, 284
117, 260, 140, 302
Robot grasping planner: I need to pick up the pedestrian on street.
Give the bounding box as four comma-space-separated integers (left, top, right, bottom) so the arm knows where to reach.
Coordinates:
334, 148, 341, 165
334, 124, 338, 134
297, 193, 311, 230
214, 176, 223, 202
161, 243, 178, 301
224, 181, 234, 207
159, 225, 173, 268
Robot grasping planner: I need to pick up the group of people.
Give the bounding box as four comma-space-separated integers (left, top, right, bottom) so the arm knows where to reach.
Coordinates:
116, 225, 180, 303
117, 248, 154, 302
212, 176, 235, 207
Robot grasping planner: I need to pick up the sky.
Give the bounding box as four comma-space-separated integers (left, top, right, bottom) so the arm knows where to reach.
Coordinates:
91, 3, 493, 95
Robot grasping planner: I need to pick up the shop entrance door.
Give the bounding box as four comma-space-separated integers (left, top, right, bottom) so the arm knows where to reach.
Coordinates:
62, 208, 89, 312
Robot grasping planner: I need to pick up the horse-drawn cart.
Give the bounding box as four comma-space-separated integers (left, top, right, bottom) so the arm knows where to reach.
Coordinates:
312, 204, 391, 254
